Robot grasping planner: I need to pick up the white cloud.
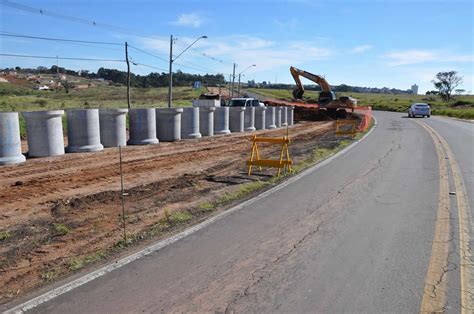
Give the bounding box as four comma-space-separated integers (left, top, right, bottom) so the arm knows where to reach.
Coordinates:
172, 13, 203, 28
139, 35, 333, 74
383, 49, 472, 66
350, 45, 373, 54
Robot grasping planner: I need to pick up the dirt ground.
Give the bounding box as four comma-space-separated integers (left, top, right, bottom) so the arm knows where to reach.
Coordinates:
0, 120, 339, 304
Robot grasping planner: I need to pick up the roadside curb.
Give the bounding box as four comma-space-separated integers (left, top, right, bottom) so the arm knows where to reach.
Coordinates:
5, 117, 378, 313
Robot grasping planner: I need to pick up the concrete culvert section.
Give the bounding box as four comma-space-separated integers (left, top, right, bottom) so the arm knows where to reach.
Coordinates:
181, 107, 202, 139
128, 108, 159, 145
0, 112, 26, 165
23, 110, 65, 157
156, 107, 183, 141
214, 107, 230, 135
99, 109, 128, 147
276, 106, 283, 127
255, 107, 266, 130
199, 106, 215, 137
229, 107, 245, 133
244, 106, 256, 132
281, 106, 288, 126
66, 109, 104, 153
289, 106, 295, 125
265, 107, 277, 129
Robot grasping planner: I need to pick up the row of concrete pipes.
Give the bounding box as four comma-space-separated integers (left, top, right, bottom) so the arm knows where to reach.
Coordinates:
0, 106, 294, 165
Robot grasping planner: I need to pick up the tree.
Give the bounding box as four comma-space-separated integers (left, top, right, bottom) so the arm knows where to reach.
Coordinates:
432, 71, 462, 101
455, 89, 465, 95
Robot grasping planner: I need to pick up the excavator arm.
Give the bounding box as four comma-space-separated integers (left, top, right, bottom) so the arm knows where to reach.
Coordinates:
290, 66, 331, 99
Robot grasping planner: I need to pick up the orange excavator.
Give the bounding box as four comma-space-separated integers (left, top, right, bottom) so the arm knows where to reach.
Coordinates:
289, 66, 357, 118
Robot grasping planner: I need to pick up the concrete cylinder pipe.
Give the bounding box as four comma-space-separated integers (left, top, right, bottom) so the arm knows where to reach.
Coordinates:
264, 106, 277, 129
199, 106, 215, 137
289, 106, 295, 125
66, 109, 103, 153
0, 112, 26, 165
214, 107, 230, 135
128, 108, 159, 145
254, 107, 266, 130
156, 107, 183, 141
276, 106, 282, 128
229, 107, 245, 133
281, 106, 288, 126
99, 108, 128, 147
244, 106, 256, 132
23, 110, 65, 157
181, 107, 201, 139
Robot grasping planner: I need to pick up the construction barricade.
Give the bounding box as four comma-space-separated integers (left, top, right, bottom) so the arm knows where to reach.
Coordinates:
247, 135, 292, 177
335, 120, 357, 138
354, 106, 372, 131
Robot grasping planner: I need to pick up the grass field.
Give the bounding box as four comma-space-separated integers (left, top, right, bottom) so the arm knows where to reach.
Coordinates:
248, 88, 474, 119
0, 82, 203, 137
0, 83, 201, 112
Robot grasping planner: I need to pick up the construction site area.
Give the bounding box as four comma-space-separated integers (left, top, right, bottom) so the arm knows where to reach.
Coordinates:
0, 60, 374, 304
0, 114, 372, 303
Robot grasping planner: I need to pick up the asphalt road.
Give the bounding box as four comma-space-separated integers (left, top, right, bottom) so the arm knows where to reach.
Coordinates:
8, 111, 473, 313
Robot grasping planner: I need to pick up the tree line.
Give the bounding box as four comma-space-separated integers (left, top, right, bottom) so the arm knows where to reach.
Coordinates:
6, 66, 226, 88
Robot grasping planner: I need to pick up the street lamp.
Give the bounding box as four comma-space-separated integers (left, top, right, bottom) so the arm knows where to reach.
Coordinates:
168, 35, 207, 108
238, 64, 256, 97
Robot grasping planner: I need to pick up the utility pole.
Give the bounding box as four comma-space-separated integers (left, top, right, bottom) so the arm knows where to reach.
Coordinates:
238, 73, 241, 97
168, 35, 173, 108
231, 63, 236, 98
125, 42, 131, 109
228, 74, 232, 97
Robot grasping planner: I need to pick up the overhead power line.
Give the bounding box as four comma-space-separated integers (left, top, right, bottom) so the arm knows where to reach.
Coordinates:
128, 44, 168, 62
132, 62, 168, 72
175, 38, 227, 64
0, 53, 124, 62
0, 0, 132, 34
0, 32, 122, 45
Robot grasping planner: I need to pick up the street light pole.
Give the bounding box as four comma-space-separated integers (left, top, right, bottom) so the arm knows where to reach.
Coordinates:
237, 64, 256, 98
168, 35, 173, 108
238, 73, 241, 97
231, 63, 236, 98
168, 35, 207, 108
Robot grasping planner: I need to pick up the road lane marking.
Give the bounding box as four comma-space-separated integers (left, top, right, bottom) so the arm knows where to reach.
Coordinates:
419, 121, 474, 313
417, 121, 451, 312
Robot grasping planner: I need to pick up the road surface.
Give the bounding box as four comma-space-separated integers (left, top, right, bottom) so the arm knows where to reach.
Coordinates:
6, 111, 473, 313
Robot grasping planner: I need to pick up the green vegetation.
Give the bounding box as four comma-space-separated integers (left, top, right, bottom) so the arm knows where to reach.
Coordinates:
0, 230, 11, 241
0, 83, 202, 112
67, 250, 107, 271
53, 223, 70, 236
217, 181, 270, 205
168, 211, 193, 224
41, 268, 60, 282
248, 88, 474, 119
0, 82, 205, 137
198, 201, 215, 212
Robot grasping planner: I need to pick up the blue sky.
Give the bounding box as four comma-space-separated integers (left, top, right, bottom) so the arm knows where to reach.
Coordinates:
0, 0, 473, 93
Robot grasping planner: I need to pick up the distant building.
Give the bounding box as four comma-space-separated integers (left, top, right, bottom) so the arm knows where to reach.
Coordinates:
411, 84, 419, 94
34, 85, 50, 90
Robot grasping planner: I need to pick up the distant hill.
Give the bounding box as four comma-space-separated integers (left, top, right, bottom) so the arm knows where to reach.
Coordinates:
1, 66, 226, 89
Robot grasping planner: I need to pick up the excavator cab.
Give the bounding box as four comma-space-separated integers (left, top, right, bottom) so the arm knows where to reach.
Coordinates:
318, 91, 337, 106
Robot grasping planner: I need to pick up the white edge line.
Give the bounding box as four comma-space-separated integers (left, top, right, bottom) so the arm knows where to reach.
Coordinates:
6, 117, 378, 314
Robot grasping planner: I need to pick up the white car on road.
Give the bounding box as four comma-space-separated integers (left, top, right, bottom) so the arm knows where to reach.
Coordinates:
408, 103, 431, 118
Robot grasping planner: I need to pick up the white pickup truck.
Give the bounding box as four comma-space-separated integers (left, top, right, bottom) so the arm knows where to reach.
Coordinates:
227, 98, 265, 107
